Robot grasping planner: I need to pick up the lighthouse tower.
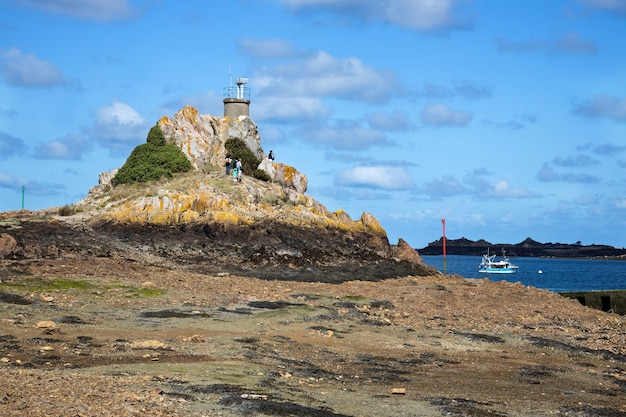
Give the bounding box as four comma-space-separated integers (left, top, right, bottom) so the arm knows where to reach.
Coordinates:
223, 77, 250, 120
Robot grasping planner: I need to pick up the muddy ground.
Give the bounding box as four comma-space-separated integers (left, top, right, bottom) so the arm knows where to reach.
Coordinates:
1, 254, 626, 417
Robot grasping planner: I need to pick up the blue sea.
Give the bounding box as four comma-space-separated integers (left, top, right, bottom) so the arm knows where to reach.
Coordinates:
421, 255, 626, 292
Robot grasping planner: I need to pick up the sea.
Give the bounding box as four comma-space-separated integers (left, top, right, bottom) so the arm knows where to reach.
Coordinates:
420, 255, 626, 292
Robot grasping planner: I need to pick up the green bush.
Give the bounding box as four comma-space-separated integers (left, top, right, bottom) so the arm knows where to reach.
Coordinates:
112, 125, 192, 186
146, 125, 166, 146
253, 169, 271, 182
225, 138, 261, 176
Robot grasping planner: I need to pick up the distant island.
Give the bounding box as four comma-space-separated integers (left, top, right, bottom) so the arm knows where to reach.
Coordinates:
418, 237, 626, 259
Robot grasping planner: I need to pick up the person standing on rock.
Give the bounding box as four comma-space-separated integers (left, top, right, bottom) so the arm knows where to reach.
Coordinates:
235, 158, 243, 182
268, 150, 274, 161
225, 154, 232, 175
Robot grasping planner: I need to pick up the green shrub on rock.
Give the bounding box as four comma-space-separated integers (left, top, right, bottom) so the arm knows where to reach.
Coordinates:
146, 124, 166, 146
112, 125, 192, 186
253, 169, 270, 182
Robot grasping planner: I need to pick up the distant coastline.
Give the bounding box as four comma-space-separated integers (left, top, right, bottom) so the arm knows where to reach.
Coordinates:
418, 237, 626, 259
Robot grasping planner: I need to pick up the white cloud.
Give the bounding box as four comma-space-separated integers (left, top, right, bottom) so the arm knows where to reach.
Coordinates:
417, 175, 470, 198
377, 0, 465, 31
608, 195, 626, 209
280, 0, 469, 32
91, 101, 149, 153
97, 101, 145, 125
537, 162, 601, 183
488, 179, 537, 198
254, 51, 401, 103
416, 169, 539, 200
336, 165, 413, 190
552, 154, 599, 167
0, 47, 64, 87
366, 111, 413, 131
0, 171, 64, 195
571, 94, 626, 122
254, 96, 330, 122
297, 123, 393, 150
257, 125, 286, 145
17, 0, 141, 21
420, 103, 472, 127
33, 133, 93, 160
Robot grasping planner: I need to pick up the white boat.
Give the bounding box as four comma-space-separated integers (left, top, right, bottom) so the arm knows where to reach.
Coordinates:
479, 249, 519, 274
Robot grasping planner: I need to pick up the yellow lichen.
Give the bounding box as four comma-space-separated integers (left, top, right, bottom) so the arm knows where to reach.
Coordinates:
213, 211, 240, 225
283, 165, 296, 182
180, 106, 199, 126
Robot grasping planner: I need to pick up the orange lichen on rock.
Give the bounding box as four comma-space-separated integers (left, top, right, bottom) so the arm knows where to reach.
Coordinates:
181, 106, 199, 125
212, 211, 242, 225
360, 212, 386, 235
283, 165, 296, 182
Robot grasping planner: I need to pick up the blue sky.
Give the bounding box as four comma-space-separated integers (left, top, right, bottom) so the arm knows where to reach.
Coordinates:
1, 0, 625, 249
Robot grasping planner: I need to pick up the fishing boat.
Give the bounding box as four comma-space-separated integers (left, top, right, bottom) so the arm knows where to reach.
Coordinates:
479, 249, 519, 274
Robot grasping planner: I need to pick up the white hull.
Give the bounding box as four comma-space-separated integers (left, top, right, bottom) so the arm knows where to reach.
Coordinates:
479, 250, 519, 274
478, 267, 518, 274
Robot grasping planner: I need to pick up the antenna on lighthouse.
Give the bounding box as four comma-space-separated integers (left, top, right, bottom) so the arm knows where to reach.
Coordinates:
235, 77, 248, 100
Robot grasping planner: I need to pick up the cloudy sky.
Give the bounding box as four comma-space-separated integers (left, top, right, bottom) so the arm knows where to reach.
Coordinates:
1, 0, 625, 249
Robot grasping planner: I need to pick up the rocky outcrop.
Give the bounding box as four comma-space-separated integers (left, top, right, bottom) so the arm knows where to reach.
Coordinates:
224, 115, 264, 159
257, 159, 307, 194
156, 106, 307, 193
2, 168, 437, 279
27, 106, 437, 280
157, 106, 265, 171
98, 169, 118, 187
157, 106, 226, 170
391, 238, 424, 263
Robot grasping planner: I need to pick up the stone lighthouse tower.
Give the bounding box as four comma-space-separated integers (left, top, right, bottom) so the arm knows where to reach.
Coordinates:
223, 76, 250, 120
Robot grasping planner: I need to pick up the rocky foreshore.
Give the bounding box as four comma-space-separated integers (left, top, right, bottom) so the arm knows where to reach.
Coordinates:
1, 226, 626, 416
1, 106, 625, 416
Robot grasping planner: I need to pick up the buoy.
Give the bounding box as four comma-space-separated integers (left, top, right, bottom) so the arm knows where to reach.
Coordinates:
538, 270, 543, 274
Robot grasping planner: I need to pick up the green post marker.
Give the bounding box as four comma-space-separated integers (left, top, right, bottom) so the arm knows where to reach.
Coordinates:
21, 186, 25, 209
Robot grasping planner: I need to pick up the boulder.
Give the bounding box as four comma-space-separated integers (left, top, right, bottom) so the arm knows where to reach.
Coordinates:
0, 233, 19, 259
258, 159, 308, 194
391, 238, 424, 265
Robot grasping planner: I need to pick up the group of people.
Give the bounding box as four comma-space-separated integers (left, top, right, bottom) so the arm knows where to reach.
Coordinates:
224, 155, 243, 182
224, 150, 275, 183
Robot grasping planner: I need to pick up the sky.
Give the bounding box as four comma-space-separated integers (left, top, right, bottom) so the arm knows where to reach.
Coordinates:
1, 0, 625, 249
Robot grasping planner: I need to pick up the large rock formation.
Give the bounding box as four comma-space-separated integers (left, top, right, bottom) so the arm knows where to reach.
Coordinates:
157, 106, 264, 170
157, 106, 305, 193
2, 106, 438, 281
257, 159, 307, 194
